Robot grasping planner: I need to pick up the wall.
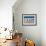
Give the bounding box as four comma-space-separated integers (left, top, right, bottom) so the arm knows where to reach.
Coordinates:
13, 0, 41, 46
41, 0, 46, 46
0, 0, 16, 30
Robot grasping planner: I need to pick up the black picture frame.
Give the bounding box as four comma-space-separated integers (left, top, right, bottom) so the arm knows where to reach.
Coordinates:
22, 14, 37, 26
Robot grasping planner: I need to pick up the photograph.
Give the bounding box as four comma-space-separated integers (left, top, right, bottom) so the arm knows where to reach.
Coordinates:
22, 14, 37, 26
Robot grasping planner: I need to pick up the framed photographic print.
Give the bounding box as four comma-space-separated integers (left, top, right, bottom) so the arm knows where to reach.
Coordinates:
22, 14, 37, 26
